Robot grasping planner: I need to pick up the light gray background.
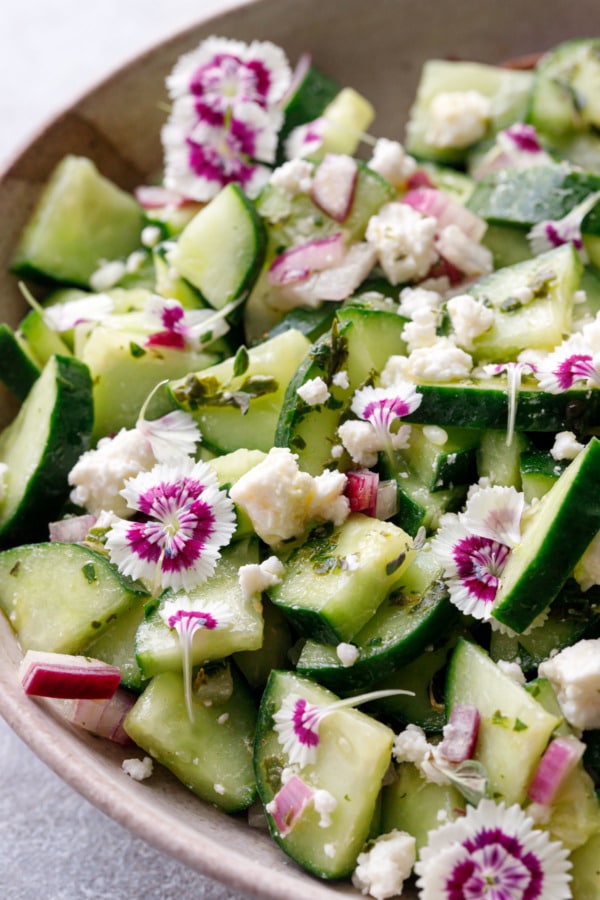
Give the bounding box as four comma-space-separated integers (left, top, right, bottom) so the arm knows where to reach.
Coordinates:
0, 2, 253, 897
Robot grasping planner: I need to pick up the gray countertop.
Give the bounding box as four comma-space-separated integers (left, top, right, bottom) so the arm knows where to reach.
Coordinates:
0, 2, 252, 897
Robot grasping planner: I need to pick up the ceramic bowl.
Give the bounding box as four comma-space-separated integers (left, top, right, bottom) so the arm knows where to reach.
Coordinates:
0, 0, 598, 896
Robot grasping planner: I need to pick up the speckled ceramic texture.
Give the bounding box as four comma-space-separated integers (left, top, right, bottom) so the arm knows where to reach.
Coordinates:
1, 0, 599, 896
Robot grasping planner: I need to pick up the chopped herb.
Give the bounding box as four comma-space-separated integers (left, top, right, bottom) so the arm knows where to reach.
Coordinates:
513, 718, 528, 732
233, 345, 250, 377
491, 710, 510, 727
9, 561, 20, 577
386, 550, 406, 576
129, 341, 146, 358
82, 562, 97, 583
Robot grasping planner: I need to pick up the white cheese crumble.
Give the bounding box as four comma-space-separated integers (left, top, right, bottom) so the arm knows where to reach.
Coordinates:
313, 789, 337, 828
435, 224, 493, 278
352, 830, 416, 900
392, 724, 449, 785
141, 224, 163, 248
269, 158, 314, 195
125, 250, 147, 274
422, 425, 448, 446
332, 370, 350, 389
397, 285, 444, 320
217, 712, 229, 725
229, 447, 349, 545
446, 293, 495, 350
238, 555, 285, 600
213, 783, 226, 796
538, 638, 600, 731
323, 843, 336, 859
365, 202, 438, 284
550, 430, 585, 461
296, 376, 331, 406
496, 659, 526, 684
426, 90, 492, 149
68, 428, 157, 517
89, 259, 127, 292
401, 305, 440, 351
367, 138, 417, 189
336, 642, 360, 667
405, 336, 473, 382
122, 756, 153, 781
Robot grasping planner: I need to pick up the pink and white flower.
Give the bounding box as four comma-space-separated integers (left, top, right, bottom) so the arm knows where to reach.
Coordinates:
143, 295, 230, 351
528, 191, 600, 258
159, 594, 234, 718
535, 335, 600, 393
347, 383, 422, 462
105, 459, 236, 594
431, 484, 525, 620
414, 798, 572, 900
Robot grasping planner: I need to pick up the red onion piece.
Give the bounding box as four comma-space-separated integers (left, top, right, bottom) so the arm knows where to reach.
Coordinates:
268, 233, 346, 286
275, 241, 376, 307
19, 650, 121, 700
134, 185, 187, 209
266, 775, 314, 836
425, 254, 466, 286
310, 153, 358, 222
526, 735, 586, 805
346, 469, 379, 516
406, 169, 436, 190
375, 479, 399, 520
49, 514, 97, 544
439, 703, 481, 763
62, 689, 136, 745
402, 187, 487, 242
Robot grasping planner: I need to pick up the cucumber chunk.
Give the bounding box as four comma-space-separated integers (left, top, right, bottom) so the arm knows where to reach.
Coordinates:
528, 38, 600, 136
11, 155, 144, 287
168, 183, 267, 309
446, 638, 561, 805
168, 328, 310, 454
268, 513, 414, 644
492, 436, 600, 632
254, 670, 394, 879
125, 667, 257, 813
0, 355, 93, 546
0, 542, 146, 654
0, 324, 40, 401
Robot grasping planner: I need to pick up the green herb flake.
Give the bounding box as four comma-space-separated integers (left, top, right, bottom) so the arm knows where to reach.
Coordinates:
233, 345, 250, 377
82, 562, 97, 583
491, 710, 510, 728
513, 718, 528, 732
129, 341, 146, 358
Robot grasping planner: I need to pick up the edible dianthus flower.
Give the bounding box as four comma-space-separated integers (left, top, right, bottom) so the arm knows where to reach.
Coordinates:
105, 458, 236, 595
534, 332, 600, 393
431, 483, 525, 620
414, 797, 572, 900
158, 595, 234, 719
143, 294, 231, 351
340, 382, 422, 466
528, 191, 600, 259
161, 36, 292, 201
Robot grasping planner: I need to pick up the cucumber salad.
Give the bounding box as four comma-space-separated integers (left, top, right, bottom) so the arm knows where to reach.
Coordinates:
3, 32, 600, 900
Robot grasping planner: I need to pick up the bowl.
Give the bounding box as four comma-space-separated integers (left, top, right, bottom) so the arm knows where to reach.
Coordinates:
0, 0, 599, 896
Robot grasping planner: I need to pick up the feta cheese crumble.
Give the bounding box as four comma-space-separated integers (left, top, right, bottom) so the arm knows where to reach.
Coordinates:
89, 259, 127, 292
405, 336, 473, 382
238, 555, 285, 600
313, 788, 337, 828
352, 830, 416, 900
229, 447, 349, 545
122, 756, 154, 781
336, 642, 360, 667
392, 724, 449, 785
296, 376, 330, 406
366, 202, 438, 284
538, 638, 600, 731
367, 137, 417, 189
426, 90, 492, 149
550, 430, 585, 461
446, 293, 495, 350
269, 158, 314, 195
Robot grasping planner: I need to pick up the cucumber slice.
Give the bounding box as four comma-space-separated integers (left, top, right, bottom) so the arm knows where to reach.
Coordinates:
135, 539, 264, 679
519, 447, 567, 503
168, 328, 310, 454
492, 437, 600, 632
0, 355, 93, 546
0, 324, 40, 401
403, 376, 600, 433
465, 244, 582, 362
528, 38, 600, 136
296, 542, 456, 691
381, 763, 465, 851
268, 513, 414, 644
398, 424, 479, 492
19, 308, 73, 365
254, 669, 394, 879
168, 183, 267, 309
84, 600, 147, 691
446, 638, 561, 805
570, 831, 600, 896
476, 429, 529, 489
405, 59, 532, 164
0, 542, 146, 654
11, 155, 144, 287
125, 667, 257, 813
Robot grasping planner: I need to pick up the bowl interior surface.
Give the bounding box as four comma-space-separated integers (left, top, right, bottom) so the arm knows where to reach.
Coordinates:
1, 0, 599, 896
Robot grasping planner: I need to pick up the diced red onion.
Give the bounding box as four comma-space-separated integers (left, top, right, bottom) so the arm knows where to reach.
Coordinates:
275, 241, 376, 307
425, 254, 466, 286
268, 233, 346, 286
310, 153, 358, 222
61, 689, 136, 745
402, 187, 487, 242
526, 735, 586, 805
406, 169, 436, 190
134, 185, 187, 209
375, 479, 399, 520
346, 469, 379, 515
19, 650, 121, 700
49, 514, 97, 544
265, 775, 314, 836
439, 703, 481, 763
